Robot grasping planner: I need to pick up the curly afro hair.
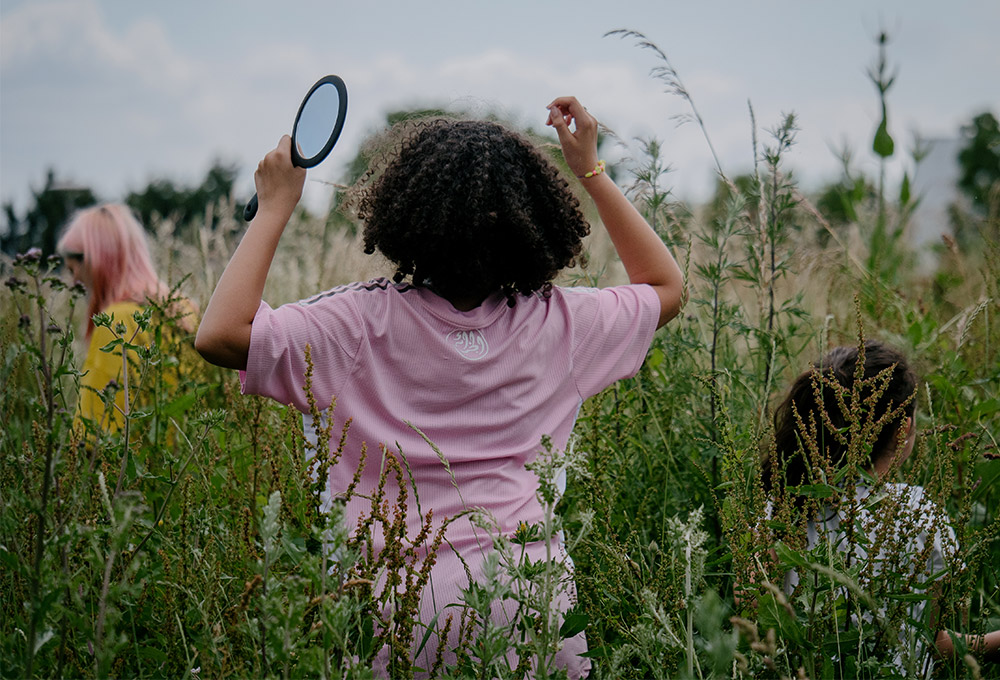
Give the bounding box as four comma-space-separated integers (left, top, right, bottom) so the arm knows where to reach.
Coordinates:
348, 118, 590, 306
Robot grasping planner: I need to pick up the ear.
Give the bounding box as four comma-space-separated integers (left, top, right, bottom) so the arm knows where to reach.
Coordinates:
873, 416, 917, 478
900, 415, 916, 460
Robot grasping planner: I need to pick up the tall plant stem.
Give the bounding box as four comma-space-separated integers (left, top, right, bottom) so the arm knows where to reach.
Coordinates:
26, 269, 57, 677
606, 29, 730, 186
112, 326, 137, 498
93, 543, 117, 674
763, 161, 779, 391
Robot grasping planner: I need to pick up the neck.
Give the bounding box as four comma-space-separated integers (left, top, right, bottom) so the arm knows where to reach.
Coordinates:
871, 417, 916, 478
446, 296, 485, 312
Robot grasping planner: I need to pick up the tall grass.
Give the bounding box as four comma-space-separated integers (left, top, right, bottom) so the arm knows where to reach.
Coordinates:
2, 31, 998, 679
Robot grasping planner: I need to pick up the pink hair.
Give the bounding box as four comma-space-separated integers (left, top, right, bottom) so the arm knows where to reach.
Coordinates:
58, 204, 169, 337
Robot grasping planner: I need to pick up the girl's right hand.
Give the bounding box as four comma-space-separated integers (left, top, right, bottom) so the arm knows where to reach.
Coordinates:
254, 135, 306, 217
546, 96, 600, 179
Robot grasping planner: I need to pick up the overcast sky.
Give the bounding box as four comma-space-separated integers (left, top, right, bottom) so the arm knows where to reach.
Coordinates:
2, 0, 997, 216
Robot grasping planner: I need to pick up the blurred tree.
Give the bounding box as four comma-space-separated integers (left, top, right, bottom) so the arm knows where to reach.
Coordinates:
815, 176, 875, 219
950, 111, 1000, 250
814, 169, 877, 247
1, 170, 97, 257
705, 174, 758, 230
125, 160, 241, 234
956, 111, 1000, 212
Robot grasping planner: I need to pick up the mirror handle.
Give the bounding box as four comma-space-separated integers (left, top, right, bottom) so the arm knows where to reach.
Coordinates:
243, 193, 259, 221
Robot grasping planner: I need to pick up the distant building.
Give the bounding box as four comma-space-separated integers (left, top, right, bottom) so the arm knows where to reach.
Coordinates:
910, 137, 964, 267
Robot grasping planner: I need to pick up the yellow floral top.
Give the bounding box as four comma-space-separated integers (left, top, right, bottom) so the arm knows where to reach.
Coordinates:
75, 298, 198, 436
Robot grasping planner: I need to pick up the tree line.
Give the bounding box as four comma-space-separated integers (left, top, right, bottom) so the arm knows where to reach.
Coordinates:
2, 112, 997, 259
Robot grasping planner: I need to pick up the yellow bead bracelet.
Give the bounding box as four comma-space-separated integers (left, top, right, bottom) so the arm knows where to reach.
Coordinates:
577, 160, 606, 179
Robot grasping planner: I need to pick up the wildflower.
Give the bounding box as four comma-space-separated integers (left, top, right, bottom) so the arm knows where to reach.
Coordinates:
46, 276, 67, 291
16, 247, 42, 264
513, 520, 541, 545
4, 276, 26, 292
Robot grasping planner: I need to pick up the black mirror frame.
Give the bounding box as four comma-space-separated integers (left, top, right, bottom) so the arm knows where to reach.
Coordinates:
291, 74, 348, 169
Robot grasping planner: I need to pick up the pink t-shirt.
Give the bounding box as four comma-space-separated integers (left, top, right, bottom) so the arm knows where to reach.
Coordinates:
241, 278, 659, 675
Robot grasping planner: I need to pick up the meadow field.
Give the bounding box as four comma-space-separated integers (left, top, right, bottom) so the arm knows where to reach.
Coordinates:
2, 36, 999, 680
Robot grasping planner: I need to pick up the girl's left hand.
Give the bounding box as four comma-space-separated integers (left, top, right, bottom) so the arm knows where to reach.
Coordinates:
546, 96, 600, 178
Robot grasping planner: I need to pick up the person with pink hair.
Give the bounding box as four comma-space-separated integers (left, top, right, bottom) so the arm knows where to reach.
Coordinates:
58, 203, 196, 433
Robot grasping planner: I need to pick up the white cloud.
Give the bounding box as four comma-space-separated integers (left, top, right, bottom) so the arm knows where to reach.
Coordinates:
2, 0, 994, 215
1, 0, 101, 67
1, 0, 191, 88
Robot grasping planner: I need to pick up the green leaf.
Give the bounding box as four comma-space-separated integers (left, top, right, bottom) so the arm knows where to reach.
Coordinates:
840, 191, 859, 223
899, 171, 911, 204
774, 542, 810, 569
972, 398, 1000, 420
792, 483, 837, 499
33, 629, 55, 654
757, 593, 807, 647
973, 460, 1000, 502
0, 545, 22, 573
560, 612, 589, 639
125, 450, 137, 482
136, 645, 168, 663
414, 610, 447, 658
358, 615, 375, 659
873, 115, 895, 158
280, 534, 306, 562
163, 391, 198, 418
99, 339, 125, 353
647, 346, 664, 369
261, 491, 282, 560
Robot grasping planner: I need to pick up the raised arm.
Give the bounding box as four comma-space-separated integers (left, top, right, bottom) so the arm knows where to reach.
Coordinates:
936, 630, 1000, 662
195, 135, 306, 369
546, 96, 683, 329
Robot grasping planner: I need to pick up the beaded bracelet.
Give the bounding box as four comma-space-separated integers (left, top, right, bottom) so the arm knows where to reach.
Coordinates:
577, 160, 606, 179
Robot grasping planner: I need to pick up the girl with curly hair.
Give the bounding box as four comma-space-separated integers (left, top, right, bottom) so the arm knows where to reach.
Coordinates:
197, 97, 683, 676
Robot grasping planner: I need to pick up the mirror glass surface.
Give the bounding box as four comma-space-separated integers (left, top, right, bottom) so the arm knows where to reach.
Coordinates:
294, 83, 341, 161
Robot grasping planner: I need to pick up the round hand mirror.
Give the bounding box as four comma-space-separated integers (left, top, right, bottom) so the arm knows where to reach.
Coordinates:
244, 74, 348, 221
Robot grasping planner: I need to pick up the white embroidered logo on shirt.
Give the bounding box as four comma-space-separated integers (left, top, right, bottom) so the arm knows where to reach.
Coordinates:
447, 329, 489, 360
